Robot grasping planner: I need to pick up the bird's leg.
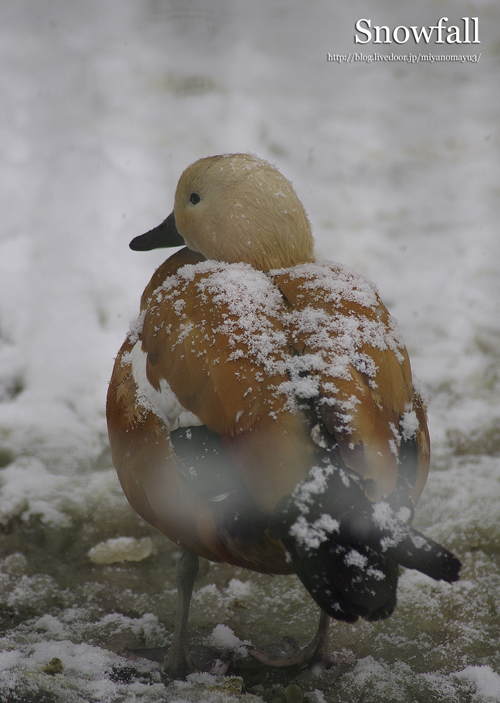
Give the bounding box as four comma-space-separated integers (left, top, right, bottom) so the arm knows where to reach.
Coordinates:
249, 609, 331, 669
163, 550, 199, 680
304, 609, 330, 669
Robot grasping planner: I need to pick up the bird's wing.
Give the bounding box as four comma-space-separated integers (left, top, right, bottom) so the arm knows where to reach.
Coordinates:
107, 333, 231, 564
107, 248, 307, 570
136, 249, 316, 514
107, 249, 455, 602
272, 261, 430, 505
138, 252, 429, 512
141, 251, 288, 435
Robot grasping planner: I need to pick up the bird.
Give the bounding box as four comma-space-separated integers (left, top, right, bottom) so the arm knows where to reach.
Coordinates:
106, 153, 461, 679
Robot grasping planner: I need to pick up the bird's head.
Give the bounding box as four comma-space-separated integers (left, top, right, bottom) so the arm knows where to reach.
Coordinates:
130, 153, 315, 271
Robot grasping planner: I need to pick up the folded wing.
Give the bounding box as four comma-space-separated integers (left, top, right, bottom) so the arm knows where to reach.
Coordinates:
107, 249, 460, 620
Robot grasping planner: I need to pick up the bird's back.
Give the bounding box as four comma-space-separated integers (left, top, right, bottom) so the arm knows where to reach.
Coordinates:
107, 246, 458, 621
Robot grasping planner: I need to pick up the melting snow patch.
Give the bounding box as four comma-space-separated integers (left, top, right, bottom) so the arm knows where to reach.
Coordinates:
344, 549, 368, 570
400, 410, 419, 440
88, 536, 155, 564
290, 513, 340, 550
291, 464, 334, 514
455, 665, 500, 699
225, 578, 252, 600
209, 624, 250, 653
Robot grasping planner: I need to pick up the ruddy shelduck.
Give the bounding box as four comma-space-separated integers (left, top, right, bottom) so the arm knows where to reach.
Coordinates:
106, 153, 460, 679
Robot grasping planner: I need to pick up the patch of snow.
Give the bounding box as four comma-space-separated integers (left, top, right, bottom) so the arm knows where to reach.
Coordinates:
88, 536, 155, 564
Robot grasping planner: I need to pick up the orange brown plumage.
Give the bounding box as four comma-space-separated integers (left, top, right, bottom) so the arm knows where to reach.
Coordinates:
106, 153, 460, 677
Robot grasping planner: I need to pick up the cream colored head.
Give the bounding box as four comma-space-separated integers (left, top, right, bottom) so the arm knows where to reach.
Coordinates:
173, 153, 314, 271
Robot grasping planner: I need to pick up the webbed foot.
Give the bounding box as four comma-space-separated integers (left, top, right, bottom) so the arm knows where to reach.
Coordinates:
249, 610, 332, 671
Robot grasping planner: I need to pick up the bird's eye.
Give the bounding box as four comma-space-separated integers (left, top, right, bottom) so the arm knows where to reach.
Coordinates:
189, 193, 201, 205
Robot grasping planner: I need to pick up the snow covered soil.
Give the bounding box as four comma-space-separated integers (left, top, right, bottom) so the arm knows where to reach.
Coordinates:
0, 1, 499, 701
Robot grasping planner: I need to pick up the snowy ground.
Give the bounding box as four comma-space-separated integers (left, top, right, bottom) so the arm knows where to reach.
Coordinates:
0, 1, 499, 701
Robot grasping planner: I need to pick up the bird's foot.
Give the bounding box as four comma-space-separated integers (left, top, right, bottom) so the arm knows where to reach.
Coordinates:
122, 644, 232, 680
249, 635, 333, 671
163, 643, 232, 681
249, 636, 354, 671
247, 611, 353, 672
249, 635, 312, 668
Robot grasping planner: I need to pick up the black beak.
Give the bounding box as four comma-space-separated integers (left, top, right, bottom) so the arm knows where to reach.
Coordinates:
129, 211, 185, 251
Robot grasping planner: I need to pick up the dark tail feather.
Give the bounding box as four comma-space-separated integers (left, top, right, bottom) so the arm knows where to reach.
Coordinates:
338, 504, 461, 583
281, 534, 400, 622
271, 465, 461, 622
387, 527, 461, 583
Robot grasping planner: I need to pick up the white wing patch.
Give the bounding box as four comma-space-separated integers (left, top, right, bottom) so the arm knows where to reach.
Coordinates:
129, 340, 203, 431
